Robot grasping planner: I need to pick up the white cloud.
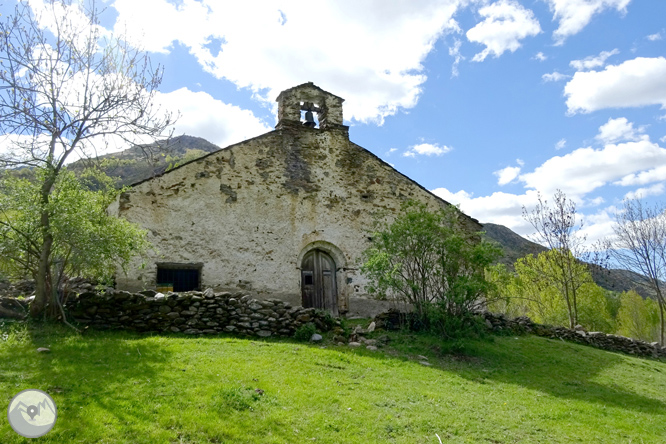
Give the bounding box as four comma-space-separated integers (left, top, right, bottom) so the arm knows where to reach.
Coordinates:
519, 140, 666, 198
595, 117, 646, 143
431, 187, 474, 205
112, 0, 463, 125
578, 206, 617, 245
545, 0, 631, 45
155, 88, 270, 148
466, 0, 541, 62
647, 32, 663, 41
624, 183, 665, 200
449, 38, 464, 77
432, 187, 540, 235
555, 138, 567, 150
403, 143, 452, 157
585, 196, 605, 207
542, 72, 569, 82
570, 49, 619, 71
431, 187, 619, 243
615, 165, 666, 186
564, 57, 666, 114
494, 166, 521, 186
534, 52, 547, 61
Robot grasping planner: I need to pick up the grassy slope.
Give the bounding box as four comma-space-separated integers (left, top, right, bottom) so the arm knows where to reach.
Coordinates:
1, 323, 665, 444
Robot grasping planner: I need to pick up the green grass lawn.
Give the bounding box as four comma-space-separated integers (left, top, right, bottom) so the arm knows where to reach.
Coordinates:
1, 321, 665, 444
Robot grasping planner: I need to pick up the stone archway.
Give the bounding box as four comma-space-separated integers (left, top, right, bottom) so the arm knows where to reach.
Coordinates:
301, 249, 338, 316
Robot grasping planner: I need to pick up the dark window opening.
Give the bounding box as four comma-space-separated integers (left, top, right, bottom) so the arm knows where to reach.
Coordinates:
157, 265, 201, 292
303, 273, 314, 285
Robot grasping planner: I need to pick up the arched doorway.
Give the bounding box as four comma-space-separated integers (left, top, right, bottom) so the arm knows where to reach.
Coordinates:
301, 249, 338, 316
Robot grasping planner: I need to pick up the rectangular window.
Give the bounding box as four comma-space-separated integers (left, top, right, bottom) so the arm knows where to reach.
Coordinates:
156, 263, 202, 292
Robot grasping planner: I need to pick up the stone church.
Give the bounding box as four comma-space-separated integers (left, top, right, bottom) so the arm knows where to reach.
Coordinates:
109, 82, 481, 317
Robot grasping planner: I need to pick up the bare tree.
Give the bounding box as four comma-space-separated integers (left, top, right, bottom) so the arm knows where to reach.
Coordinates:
0, 0, 174, 318
607, 199, 666, 345
522, 190, 602, 328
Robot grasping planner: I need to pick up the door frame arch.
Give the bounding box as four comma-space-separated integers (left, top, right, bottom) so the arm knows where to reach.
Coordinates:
296, 241, 346, 271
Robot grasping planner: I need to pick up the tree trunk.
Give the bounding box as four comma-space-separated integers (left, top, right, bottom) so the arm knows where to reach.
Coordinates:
653, 282, 664, 346
657, 292, 665, 346
562, 278, 574, 329
651, 289, 665, 346
29, 177, 57, 319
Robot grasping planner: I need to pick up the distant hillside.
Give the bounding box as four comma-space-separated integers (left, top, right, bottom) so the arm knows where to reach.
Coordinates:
66, 135, 221, 187
481, 223, 547, 267
481, 222, 653, 298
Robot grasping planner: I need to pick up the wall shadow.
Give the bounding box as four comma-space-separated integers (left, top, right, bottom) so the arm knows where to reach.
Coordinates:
0, 323, 172, 442
2, 322, 665, 442
334, 331, 666, 414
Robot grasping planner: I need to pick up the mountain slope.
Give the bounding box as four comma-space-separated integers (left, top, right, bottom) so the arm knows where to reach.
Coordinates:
481, 223, 547, 267
66, 135, 221, 187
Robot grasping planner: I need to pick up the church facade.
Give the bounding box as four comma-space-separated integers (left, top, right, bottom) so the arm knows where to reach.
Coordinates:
109, 83, 481, 317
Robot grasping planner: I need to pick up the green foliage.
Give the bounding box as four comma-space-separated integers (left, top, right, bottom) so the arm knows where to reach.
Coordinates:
293, 322, 317, 341
0, 170, 149, 286
617, 291, 660, 342
165, 148, 208, 171
411, 302, 488, 339
576, 282, 616, 332
489, 251, 613, 331
0, 321, 28, 344
362, 201, 501, 336
485, 263, 530, 318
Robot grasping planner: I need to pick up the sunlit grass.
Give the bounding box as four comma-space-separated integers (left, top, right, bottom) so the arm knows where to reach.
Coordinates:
1, 321, 665, 443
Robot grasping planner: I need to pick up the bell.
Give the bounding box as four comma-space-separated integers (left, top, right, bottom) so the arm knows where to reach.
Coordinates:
303, 110, 316, 127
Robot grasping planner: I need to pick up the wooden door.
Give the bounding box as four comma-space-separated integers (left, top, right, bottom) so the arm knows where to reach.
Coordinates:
301, 249, 338, 316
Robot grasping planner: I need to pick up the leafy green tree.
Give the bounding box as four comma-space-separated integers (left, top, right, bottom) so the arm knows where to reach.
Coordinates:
522, 190, 607, 328
485, 263, 529, 318
0, 1, 173, 318
514, 252, 570, 326
0, 170, 149, 321
362, 201, 501, 335
616, 290, 660, 342
576, 282, 615, 333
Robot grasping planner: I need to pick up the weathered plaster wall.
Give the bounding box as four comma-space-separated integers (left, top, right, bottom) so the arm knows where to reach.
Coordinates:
111, 121, 479, 317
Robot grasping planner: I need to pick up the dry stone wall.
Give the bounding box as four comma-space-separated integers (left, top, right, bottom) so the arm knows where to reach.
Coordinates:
372, 309, 666, 359
481, 311, 666, 359
66, 288, 336, 337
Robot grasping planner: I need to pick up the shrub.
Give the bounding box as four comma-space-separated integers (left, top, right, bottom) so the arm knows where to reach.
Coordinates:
362, 201, 501, 337
293, 322, 317, 341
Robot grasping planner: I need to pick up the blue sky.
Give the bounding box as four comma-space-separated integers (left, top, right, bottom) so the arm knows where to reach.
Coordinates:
7, 0, 666, 243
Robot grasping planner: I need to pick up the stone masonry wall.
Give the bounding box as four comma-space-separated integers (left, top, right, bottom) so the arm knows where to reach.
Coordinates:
66, 288, 336, 337
108, 106, 480, 318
